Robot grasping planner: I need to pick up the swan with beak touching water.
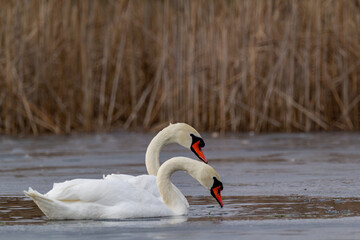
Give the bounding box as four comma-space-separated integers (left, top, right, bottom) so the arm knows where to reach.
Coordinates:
24, 157, 223, 219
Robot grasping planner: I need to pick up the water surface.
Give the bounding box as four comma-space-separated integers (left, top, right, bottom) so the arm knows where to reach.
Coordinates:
1, 131, 360, 239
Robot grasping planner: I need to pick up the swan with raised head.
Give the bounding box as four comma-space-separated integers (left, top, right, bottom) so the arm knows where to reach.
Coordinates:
145, 123, 207, 176
24, 157, 223, 219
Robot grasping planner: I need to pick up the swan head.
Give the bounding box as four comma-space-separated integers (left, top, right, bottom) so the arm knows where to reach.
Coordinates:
196, 164, 224, 208
168, 123, 207, 164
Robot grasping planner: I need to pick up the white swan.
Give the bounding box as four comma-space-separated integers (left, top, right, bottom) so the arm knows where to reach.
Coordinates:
145, 123, 207, 176
24, 157, 223, 220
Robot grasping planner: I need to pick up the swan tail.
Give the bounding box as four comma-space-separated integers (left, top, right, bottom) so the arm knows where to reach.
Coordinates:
24, 188, 61, 219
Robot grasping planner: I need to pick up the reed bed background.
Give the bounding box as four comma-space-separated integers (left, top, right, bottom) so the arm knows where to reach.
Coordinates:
0, 0, 360, 135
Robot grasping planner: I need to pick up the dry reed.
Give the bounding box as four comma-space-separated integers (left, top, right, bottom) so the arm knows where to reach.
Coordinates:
0, 0, 360, 135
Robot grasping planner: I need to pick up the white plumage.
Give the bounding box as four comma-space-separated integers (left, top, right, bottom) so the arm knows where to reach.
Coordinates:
24, 157, 222, 220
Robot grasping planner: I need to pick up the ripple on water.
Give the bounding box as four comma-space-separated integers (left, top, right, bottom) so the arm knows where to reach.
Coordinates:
187, 195, 360, 221
1, 195, 360, 226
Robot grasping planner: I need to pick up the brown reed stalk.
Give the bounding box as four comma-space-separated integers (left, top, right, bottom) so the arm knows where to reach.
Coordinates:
0, 0, 360, 135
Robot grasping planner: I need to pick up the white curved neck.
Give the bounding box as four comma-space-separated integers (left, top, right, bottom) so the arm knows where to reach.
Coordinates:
156, 158, 203, 215
145, 127, 173, 176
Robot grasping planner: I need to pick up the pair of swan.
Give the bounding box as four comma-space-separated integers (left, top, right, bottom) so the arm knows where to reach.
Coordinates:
24, 123, 223, 220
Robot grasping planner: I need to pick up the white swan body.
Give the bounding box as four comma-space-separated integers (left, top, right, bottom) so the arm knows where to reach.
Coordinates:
145, 123, 207, 176
25, 175, 172, 219
24, 157, 223, 220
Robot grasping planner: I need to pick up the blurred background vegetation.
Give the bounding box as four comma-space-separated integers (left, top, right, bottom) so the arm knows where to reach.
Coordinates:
0, 0, 359, 135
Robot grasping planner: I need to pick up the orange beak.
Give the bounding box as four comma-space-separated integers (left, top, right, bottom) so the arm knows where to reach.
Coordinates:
211, 185, 223, 208
191, 140, 207, 163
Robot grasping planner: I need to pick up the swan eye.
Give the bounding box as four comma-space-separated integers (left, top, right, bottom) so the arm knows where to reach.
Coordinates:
212, 177, 223, 190
190, 134, 205, 148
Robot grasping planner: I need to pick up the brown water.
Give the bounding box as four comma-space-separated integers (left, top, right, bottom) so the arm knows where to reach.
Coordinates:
2, 195, 360, 226
1, 132, 360, 239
